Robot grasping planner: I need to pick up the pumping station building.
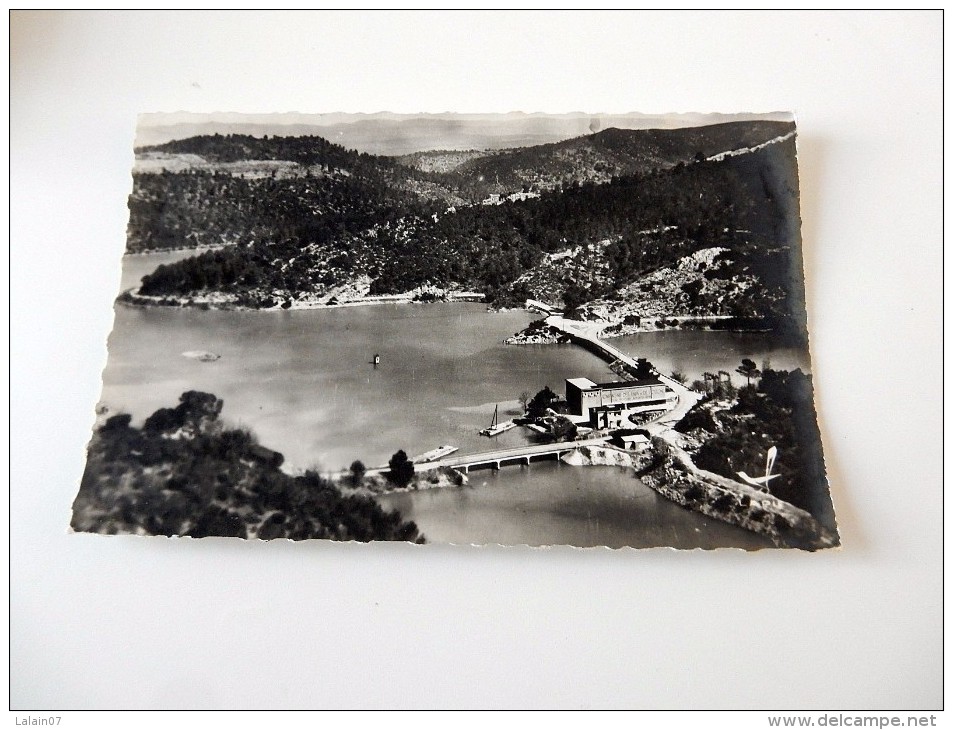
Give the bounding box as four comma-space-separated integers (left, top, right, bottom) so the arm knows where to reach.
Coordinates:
565, 376, 676, 430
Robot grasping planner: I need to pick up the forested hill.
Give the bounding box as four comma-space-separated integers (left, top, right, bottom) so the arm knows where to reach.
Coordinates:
72, 391, 423, 541
125, 122, 806, 337
138, 132, 385, 171
132, 120, 795, 214
127, 167, 424, 251
436, 120, 796, 193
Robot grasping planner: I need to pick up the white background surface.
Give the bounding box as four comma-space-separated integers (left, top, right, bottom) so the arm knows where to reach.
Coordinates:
9, 11, 943, 710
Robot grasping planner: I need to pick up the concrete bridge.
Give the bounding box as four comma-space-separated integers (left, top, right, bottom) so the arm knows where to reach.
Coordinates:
334, 437, 610, 480
329, 319, 697, 482
422, 437, 608, 473
545, 316, 651, 372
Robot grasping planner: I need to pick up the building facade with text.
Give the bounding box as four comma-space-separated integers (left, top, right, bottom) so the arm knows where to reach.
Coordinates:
565, 377, 675, 429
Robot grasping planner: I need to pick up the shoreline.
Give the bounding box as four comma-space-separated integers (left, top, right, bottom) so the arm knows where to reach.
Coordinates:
639, 435, 836, 549
338, 466, 469, 497
113, 271, 815, 544
504, 315, 774, 344
376, 315, 820, 547
115, 261, 774, 334
117, 290, 779, 337
123, 243, 236, 257
116, 288, 486, 311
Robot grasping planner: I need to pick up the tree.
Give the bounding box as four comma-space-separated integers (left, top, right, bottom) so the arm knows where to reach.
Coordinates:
633, 358, 654, 380
527, 386, 559, 420
101, 413, 132, 432
551, 416, 578, 443
562, 282, 589, 318
387, 450, 415, 488
349, 459, 366, 487
670, 370, 687, 385
681, 279, 703, 304
143, 390, 223, 436
736, 358, 761, 386
518, 391, 531, 413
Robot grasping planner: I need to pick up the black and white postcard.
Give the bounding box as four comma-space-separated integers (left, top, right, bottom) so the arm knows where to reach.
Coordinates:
72, 112, 839, 550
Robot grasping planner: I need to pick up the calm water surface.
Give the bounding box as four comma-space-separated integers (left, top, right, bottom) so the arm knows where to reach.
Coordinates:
100, 252, 803, 548
613, 330, 809, 385
103, 300, 615, 470
378, 462, 772, 549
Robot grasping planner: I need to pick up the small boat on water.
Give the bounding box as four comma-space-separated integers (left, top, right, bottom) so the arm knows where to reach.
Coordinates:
412, 444, 459, 463
480, 404, 518, 437
182, 350, 220, 362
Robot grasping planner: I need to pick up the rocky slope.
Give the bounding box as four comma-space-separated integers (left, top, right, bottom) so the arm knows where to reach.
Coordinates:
638, 437, 833, 550
504, 239, 616, 308
504, 246, 782, 341
582, 247, 773, 332
503, 319, 571, 345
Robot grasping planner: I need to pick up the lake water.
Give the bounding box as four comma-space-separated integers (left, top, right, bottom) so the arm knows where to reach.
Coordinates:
100, 252, 806, 549
103, 300, 617, 471
613, 330, 809, 386
377, 462, 772, 549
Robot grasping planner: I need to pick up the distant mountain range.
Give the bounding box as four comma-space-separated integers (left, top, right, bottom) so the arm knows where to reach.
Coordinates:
135, 111, 795, 155
138, 119, 795, 202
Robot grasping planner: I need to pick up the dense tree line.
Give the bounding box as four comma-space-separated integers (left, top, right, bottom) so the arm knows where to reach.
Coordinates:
371, 142, 797, 298
140, 133, 391, 173
72, 391, 423, 542
128, 168, 423, 252
131, 136, 805, 335
684, 368, 834, 531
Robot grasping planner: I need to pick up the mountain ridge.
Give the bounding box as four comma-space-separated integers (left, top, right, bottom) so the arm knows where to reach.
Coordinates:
125, 122, 805, 340
135, 120, 796, 206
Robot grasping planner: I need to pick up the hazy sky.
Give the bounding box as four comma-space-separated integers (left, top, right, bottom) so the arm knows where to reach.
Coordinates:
135, 111, 795, 155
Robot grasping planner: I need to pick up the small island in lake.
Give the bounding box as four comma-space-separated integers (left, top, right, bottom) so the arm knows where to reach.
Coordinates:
76, 112, 838, 549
